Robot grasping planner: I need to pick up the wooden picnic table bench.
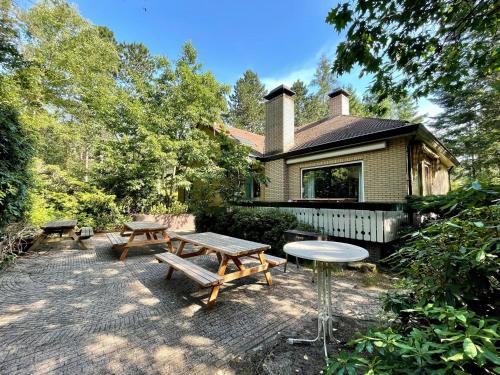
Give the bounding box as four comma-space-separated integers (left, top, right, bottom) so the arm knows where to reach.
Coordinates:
156, 232, 287, 308
106, 221, 172, 260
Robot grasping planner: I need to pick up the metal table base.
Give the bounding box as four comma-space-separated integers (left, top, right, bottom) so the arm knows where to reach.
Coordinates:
287, 261, 337, 362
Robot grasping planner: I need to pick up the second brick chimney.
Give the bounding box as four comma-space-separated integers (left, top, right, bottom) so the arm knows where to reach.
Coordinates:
328, 88, 350, 116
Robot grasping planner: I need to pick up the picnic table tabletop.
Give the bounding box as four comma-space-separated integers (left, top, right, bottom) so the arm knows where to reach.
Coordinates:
172, 232, 270, 257
42, 220, 78, 230
124, 221, 168, 232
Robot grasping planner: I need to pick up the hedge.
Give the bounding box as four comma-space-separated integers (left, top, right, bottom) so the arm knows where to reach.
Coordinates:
194, 206, 313, 256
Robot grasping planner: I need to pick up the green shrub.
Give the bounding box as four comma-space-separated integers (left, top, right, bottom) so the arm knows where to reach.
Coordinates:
0, 105, 34, 227
328, 305, 499, 374
386, 205, 499, 314
28, 163, 127, 230
195, 206, 313, 256
407, 181, 499, 217
328, 182, 500, 374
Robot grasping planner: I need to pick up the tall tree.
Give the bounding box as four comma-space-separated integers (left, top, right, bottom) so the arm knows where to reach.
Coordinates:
362, 92, 422, 123
432, 75, 499, 182
228, 70, 266, 134
309, 55, 337, 118
326, 0, 499, 101
291, 79, 318, 126
0, 0, 34, 226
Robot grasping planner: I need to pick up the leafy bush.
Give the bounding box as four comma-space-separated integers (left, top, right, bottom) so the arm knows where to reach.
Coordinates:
195, 206, 314, 256
407, 181, 499, 217
0, 105, 34, 227
29, 163, 127, 230
328, 182, 500, 374
327, 305, 499, 374
387, 205, 499, 314
147, 201, 189, 215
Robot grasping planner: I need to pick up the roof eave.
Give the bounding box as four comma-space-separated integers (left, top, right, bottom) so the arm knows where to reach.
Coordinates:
415, 125, 459, 166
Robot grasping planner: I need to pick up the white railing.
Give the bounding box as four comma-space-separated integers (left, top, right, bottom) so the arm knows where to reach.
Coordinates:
252, 206, 408, 243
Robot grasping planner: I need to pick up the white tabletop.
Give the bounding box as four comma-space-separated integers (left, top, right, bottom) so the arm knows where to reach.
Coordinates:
284, 241, 369, 263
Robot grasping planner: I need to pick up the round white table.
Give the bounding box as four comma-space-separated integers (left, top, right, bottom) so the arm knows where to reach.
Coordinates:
284, 241, 369, 362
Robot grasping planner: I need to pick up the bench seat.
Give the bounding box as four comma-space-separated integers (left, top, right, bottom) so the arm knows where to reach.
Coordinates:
156, 252, 223, 287
79, 227, 94, 240
105, 232, 128, 247
248, 253, 287, 267
263, 254, 287, 267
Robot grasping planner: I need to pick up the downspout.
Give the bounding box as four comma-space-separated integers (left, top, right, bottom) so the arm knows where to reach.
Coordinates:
407, 136, 416, 226
407, 136, 416, 197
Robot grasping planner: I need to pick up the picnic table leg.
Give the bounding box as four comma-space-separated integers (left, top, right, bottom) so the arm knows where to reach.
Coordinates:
231, 256, 246, 270
166, 241, 185, 279
207, 255, 229, 309
119, 233, 136, 261
27, 233, 47, 252
258, 251, 273, 286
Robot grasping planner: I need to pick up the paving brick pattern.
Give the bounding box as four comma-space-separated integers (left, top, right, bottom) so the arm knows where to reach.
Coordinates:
0, 235, 382, 374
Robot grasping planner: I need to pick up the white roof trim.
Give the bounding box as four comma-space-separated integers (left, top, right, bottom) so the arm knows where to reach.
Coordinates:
285, 141, 387, 165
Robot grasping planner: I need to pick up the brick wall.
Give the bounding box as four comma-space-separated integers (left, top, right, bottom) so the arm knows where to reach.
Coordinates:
261, 137, 410, 203
262, 159, 288, 201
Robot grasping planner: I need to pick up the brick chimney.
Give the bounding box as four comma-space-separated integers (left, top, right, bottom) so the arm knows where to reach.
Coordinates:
328, 88, 350, 116
264, 84, 295, 154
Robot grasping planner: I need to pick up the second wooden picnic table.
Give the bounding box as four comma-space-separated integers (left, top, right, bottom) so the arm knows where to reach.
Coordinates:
106, 221, 172, 260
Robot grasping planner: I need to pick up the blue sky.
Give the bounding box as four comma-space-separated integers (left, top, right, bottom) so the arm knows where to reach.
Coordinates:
24, 0, 440, 119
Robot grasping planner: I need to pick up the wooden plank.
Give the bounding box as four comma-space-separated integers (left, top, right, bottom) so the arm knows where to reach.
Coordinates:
124, 221, 167, 232
376, 211, 384, 243
355, 210, 363, 240
156, 253, 222, 287
370, 211, 377, 242
173, 232, 270, 257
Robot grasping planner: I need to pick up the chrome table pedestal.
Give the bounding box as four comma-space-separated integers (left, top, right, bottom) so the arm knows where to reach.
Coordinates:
287, 261, 337, 361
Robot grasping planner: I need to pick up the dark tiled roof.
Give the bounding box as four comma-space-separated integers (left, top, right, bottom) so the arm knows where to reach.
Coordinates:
290, 115, 414, 152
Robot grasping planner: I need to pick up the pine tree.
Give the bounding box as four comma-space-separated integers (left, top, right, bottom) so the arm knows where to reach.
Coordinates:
432, 75, 499, 182
291, 79, 318, 126
228, 70, 266, 134
310, 55, 337, 118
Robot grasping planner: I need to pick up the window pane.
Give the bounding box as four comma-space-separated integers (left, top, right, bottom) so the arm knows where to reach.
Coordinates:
302, 163, 361, 200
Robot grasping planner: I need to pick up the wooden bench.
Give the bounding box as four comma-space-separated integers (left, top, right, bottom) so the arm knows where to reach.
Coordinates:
155, 252, 223, 288
248, 253, 287, 268
79, 227, 94, 240
105, 232, 128, 247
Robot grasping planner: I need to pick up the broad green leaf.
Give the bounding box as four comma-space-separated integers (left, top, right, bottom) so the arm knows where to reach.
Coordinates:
463, 338, 477, 358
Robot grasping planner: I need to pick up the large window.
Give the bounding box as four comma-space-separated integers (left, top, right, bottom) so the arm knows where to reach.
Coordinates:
301, 162, 362, 201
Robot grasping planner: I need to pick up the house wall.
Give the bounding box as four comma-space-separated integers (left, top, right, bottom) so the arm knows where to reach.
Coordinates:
261, 137, 410, 203
261, 159, 288, 201
410, 143, 451, 196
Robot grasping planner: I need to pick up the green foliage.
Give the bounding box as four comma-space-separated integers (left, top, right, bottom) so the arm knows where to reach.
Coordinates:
329, 183, 500, 373
195, 207, 311, 256
407, 181, 499, 217
29, 162, 127, 230
0, 105, 34, 227
227, 70, 266, 134
328, 305, 499, 374
387, 205, 499, 314
432, 75, 500, 183
326, 0, 499, 100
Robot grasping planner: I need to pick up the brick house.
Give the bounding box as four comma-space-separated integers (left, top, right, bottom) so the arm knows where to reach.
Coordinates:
220, 84, 457, 203
216, 84, 457, 252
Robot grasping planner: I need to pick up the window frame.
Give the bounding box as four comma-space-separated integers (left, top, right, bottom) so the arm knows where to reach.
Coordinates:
300, 161, 365, 202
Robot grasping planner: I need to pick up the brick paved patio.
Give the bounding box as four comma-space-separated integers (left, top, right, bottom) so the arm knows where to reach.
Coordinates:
0, 235, 382, 374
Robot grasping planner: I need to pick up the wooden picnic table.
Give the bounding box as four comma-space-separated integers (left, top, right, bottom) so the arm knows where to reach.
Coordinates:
156, 232, 287, 308
29, 220, 94, 251
106, 221, 172, 261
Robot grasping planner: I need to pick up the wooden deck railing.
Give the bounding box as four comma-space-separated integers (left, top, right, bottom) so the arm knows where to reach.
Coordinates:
236, 203, 409, 243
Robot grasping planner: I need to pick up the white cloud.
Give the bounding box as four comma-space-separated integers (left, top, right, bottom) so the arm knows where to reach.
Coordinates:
261, 66, 316, 90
